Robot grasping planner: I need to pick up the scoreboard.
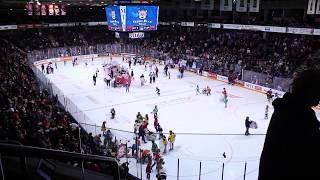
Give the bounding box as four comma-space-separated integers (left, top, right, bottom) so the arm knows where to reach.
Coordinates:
105, 5, 159, 32
125, 6, 159, 31
105, 6, 123, 31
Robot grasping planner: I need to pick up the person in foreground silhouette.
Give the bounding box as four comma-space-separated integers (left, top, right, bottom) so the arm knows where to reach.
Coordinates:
258, 69, 320, 180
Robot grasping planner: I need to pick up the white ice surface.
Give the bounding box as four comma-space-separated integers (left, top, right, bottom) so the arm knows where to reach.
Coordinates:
40, 57, 320, 180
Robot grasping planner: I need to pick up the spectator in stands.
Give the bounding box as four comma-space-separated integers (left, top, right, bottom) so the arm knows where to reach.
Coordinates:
259, 69, 320, 179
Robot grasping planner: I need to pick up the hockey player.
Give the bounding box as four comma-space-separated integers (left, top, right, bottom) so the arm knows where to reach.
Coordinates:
222, 88, 228, 99
95, 68, 99, 78
245, 116, 252, 135
152, 72, 156, 83
125, 83, 130, 93
266, 89, 273, 102
154, 116, 159, 132
151, 140, 158, 154
206, 86, 211, 96
156, 87, 160, 96
136, 112, 143, 121
149, 72, 153, 84
164, 65, 168, 76
224, 96, 228, 108
158, 125, 163, 140
155, 66, 159, 78
144, 114, 149, 123
168, 130, 176, 151
140, 74, 145, 86
196, 85, 200, 95
105, 74, 111, 87
128, 60, 132, 69
162, 135, 168, 154
131, 70, 134, 80
146, 162, 152, 180
101, 121, 107, 135
110, 108, 116, 119
93, 74, 97, 86
265, 105, 269, 119
138, 125, 147, 143
152, 105, 159, 117
41, 64, 45, 73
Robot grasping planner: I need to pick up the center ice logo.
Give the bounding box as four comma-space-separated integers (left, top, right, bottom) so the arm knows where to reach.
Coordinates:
111, 10, 116, 20
138, 9, 147, 20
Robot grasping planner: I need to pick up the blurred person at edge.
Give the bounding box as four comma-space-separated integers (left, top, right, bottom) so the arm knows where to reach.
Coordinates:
259, 69, 320, 180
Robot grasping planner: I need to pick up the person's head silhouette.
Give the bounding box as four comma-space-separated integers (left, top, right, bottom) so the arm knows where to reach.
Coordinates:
291, 69, 320, 107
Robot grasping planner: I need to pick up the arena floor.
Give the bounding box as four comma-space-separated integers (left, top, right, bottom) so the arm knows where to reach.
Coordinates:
38, 57, 320, 180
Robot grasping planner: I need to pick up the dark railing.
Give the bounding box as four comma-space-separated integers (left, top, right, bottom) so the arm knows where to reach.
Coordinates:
0, 143, 121, 180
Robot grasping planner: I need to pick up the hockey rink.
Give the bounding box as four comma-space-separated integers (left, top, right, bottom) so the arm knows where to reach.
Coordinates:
38, 57, 320, 180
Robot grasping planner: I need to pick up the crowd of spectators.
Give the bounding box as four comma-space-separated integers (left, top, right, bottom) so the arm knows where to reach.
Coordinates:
2, 25, 319, 80
146, 26, 319, 78
3, 26, 115, 52
0, 39, 129, 178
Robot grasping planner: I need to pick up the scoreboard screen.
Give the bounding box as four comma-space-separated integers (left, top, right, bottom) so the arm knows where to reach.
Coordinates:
105, 6, 123, 31
125, 6, 159, 31
105, 5, 159, 32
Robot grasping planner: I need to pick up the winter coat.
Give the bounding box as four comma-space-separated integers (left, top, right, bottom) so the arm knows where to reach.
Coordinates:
259, 93, 320, 180
146, 163, 152, 173
245, 118, 251, 128
151, 142, 158, 153
168, 133, 176, 142
138, 126, 145, 136
162, 138, 168, 145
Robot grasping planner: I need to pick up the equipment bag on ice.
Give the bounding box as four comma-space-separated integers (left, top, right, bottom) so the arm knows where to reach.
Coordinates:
250, 121, 258, 129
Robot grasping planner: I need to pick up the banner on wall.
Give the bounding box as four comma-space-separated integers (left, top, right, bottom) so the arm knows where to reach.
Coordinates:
61, 5, 66, 16
236, 0, 248, 12
48, 4, 54, 16
26, 2, 33, 16
41, 4, 47, 16
0, 25, 17, 30
313, 29, 320, 35
208, 23, 221, 28
220, 0, 232, 11
307, 0, 317, 14
264, 26, 287, 33
249, 0, 260, 12
180, 22, 195, 27
316, 0, 320, 14
54, 5, 60, 16
287, 27, 314, 35
35, 4, 41, 16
